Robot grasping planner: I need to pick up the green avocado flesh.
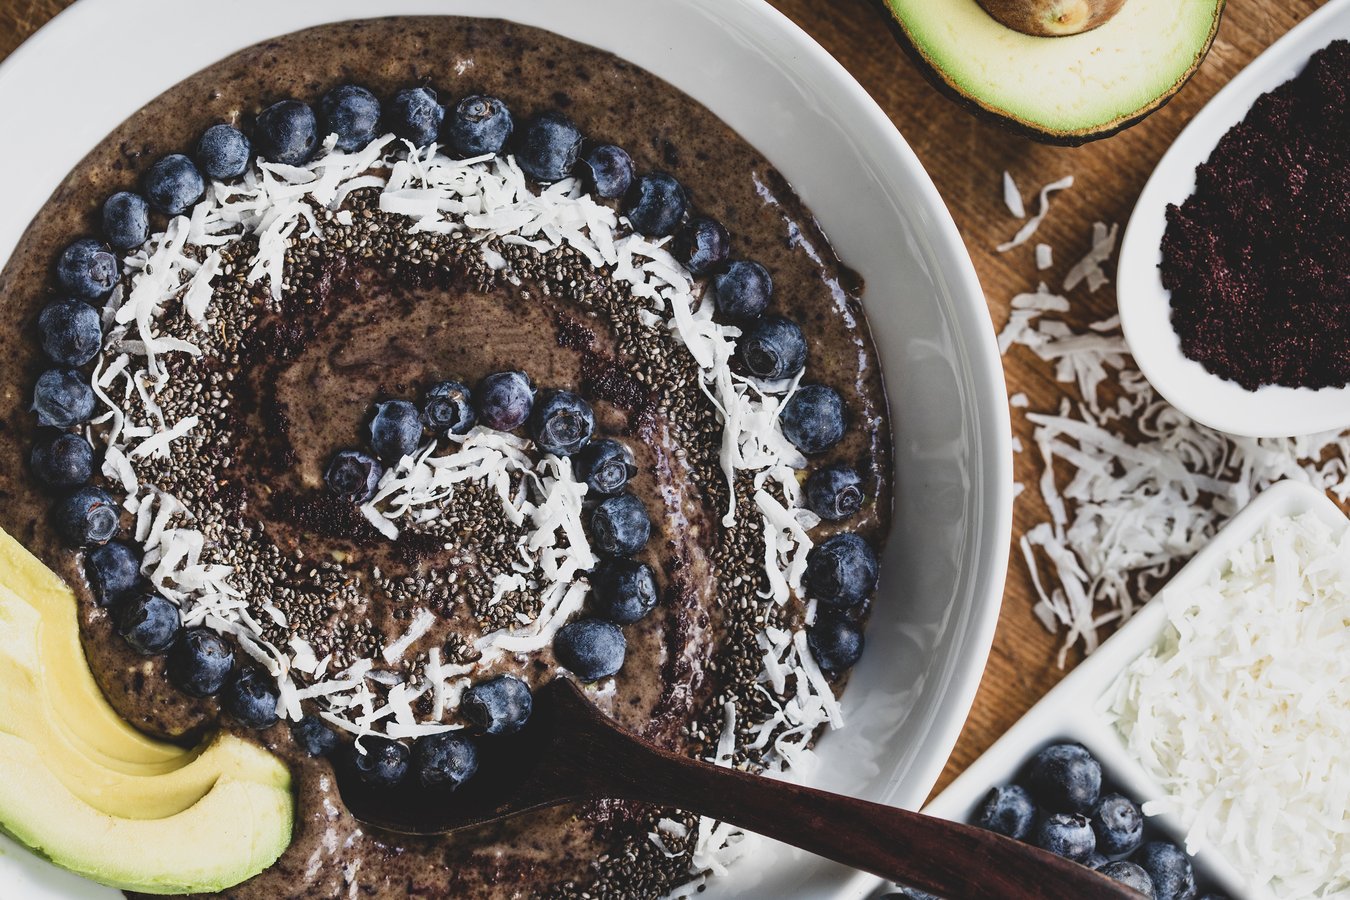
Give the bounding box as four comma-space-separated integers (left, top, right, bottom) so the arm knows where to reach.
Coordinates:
0, 528, 293, 894
886, 0, 1224, 141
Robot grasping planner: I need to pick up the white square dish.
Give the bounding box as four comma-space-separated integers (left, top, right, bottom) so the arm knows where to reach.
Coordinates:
915, 479, 1347, 900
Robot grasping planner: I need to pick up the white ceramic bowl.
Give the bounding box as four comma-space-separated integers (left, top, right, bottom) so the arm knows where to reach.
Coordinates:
0, 2, 1012, 897
1117, 0, 1350, 439
917, 480, 1344, 900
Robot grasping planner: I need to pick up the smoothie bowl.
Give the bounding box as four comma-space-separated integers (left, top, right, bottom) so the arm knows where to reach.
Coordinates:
0, 2, 1011, 898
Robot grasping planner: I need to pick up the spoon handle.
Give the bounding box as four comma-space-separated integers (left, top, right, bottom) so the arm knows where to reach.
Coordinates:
575, 720, 1140, 899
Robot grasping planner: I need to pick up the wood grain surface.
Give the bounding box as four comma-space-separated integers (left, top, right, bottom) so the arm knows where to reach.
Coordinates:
0, 0, 1327, 801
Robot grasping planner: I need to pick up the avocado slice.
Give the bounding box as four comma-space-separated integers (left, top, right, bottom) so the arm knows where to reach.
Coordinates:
882, 0, 1226, 144
0, 527, 185, 766
0, 527, 294, 892
0, 588, 285, 819
0, 732, 292, 895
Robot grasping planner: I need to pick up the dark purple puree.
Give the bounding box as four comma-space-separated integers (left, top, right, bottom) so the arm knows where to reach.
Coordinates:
0, 16, 894, 900
1160, 40, 1348, 392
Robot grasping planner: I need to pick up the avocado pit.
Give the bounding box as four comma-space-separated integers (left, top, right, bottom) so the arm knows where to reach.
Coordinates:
977, 0, 1127, 36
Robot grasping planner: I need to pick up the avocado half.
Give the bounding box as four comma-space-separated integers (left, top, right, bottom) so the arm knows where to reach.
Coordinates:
882, 0, 1226, 145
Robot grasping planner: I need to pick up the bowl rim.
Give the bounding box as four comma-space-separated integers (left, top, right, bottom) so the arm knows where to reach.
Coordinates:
1116, 0, 1350, 440
0, 2, 1012, 897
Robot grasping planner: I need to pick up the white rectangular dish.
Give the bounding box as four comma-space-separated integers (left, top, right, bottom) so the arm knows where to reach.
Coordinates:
912, 479, 1348, 900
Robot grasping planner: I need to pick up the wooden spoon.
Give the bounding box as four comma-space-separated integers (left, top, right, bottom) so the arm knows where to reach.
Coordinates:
337, 679, 1141, 899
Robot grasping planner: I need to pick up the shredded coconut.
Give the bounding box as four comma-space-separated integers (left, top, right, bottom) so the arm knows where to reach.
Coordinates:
1035, 243, 1053, 271
1105, 512, 1350, 899
1063, 221, 1118, 293
1002, 288, 1350, 664
1002, 171, 1026, 219
997, 175, 1073, 252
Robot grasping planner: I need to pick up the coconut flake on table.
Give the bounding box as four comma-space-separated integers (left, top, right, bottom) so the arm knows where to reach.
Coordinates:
1003, 171, 1027, 219
1035, 243, 1053, 270
997, 175, 1073, 252
1104, 512, 1350, 899
1063, 221, 1119, 293
1001, 282, 1350, 664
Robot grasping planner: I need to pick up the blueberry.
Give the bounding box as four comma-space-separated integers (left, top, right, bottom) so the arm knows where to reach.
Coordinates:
554, 618, 626, 681
352, 736, 409, 788
38, 299, 102, 367
737, 315, 807, 381
974, 784, 1036, 841
1099, 861, 1155, 898
326, 449, 384, 503
167, 628, 234, 697
1134, 842, 1196, 900
56, 238, 118, 300
806, 611, 865, 673
530, 389, 594, 456
806, 465, 865, 522
389, 87, 445, 149
804, 533, 879, 608
476, 371, 535, 432
422, 381, 475, 437
116, 593, 180, 655
517, 111, 583, 183
291, 715, 340, 758
590, 493, 651, 557
1034, 812, 1096, 862
444, 94, 513, 158
85, 540, 141, 605
462, 675, 532, 735
30, 430, 94, 488
623, 172, 688, 237
255, 100, 319, 165
144, 154, 205, 216
1085, 851, 1110, 870
592, 558, 658, 624
102, 192, 150, 251
53, 486, 119, 547
412, 732, 478, 789
1024, 743, 1102, 814
578, 144, 634, 199
574, 439, 636, 496
222, 666, 280, 729
195, 124, 251, 181
319, 84, 381, 153
713, 261, 773, 321
781, 384, 847, 455
674, 218, 730, 276
368, 400, 423, 464
32, 369, 95, 427
1092, 792, 1144, 857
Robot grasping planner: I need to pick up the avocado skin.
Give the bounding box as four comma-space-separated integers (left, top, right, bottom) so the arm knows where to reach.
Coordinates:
873, 0, 1227, 146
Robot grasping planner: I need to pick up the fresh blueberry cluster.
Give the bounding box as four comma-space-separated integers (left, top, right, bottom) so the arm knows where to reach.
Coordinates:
961, 742, 1227, 900
319, 369, 654, 790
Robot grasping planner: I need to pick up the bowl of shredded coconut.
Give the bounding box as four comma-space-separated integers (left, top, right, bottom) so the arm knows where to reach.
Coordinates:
922, 479, 1350, 900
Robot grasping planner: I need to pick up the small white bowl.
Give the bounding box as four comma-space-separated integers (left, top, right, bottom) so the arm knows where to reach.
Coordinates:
916, 480, 1346, 900
1116, 0, 1350, 439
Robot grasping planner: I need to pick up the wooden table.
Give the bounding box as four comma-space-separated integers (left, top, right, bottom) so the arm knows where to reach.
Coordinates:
0, 0, 1326, 799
